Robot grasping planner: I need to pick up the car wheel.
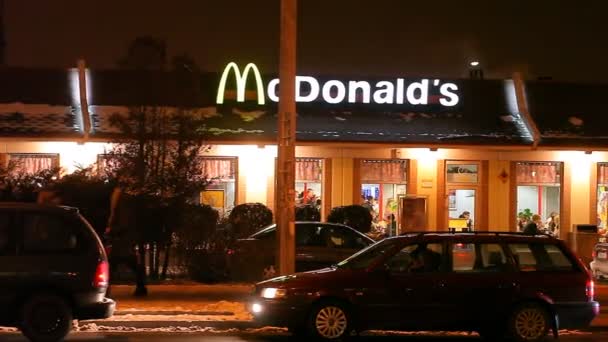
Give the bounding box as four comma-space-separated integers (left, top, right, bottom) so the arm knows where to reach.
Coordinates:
20, 294, 73, 342
307, 300, 352, 340
508, 303, 550, 342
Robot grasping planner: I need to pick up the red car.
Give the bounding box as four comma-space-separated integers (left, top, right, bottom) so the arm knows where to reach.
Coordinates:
250, 232, 599, 341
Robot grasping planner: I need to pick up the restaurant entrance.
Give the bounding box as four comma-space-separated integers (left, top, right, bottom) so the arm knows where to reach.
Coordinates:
443, 161, 482, 231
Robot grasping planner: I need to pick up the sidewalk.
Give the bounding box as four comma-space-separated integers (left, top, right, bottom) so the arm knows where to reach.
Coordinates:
85, 284, 256, 329
83, 284, 608, 331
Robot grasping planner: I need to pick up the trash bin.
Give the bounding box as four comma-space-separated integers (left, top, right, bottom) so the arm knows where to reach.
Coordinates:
568, 224, 599, 265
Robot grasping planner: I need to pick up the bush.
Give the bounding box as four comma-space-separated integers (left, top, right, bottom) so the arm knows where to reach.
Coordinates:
327, 205, 373, 234
0, 165, 61, 202
50, 168, 115, 236
228, 203, 273, 239
295, 204, 321, 221
174, 204, 219, 249
172, 204, 225, 282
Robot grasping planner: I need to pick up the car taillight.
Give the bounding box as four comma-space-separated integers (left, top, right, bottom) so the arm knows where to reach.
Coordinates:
226, 248, 235, 255
586, 279, 595, 301
94, 261, 109, 288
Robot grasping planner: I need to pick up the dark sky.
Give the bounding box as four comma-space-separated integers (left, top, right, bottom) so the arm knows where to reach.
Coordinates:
4, 0, 608, 82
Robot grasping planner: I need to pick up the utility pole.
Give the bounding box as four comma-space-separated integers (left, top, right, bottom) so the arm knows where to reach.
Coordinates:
0, 0, 6, 65
276, 0, 297, 276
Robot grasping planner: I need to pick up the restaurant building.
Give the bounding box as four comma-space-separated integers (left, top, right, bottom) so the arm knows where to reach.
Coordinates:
1, 62, 607, 245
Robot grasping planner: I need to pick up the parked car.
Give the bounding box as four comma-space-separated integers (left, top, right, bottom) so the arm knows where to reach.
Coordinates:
250, 231, 599, 341
590, 236, 608, 280
0, 203, 115, 342
227, 222, 375, 281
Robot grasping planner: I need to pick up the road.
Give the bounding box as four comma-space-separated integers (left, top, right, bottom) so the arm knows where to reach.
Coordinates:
1, 331, 608, 341
0, 282, 606, 341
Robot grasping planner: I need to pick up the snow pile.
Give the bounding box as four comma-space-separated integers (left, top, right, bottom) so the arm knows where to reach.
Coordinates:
0, 326, 18, 333
76, 323, 287, 335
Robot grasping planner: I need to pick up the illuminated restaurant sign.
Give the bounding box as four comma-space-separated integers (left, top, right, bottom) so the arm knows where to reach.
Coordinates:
216, 62, 460, 107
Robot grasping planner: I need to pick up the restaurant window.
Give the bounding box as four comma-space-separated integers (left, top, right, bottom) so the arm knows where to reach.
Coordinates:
295, 158, 323, 209
360, 159, 407, 236
597, 163, 608, 229
515, 162, 561, 235
446, 161, 480, 231
200, 157, 237, 216
8, 153, 59, 174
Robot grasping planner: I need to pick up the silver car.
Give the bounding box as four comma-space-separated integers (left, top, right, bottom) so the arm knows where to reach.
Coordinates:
590, 237, 608, 280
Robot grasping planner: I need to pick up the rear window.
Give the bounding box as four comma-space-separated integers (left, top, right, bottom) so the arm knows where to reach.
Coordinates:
22, 213, 79, 254
452, 243, 509, 272
508, 243, 575, 272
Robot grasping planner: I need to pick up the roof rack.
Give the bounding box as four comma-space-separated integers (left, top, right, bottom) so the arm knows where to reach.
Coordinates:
398, 231, 556, 239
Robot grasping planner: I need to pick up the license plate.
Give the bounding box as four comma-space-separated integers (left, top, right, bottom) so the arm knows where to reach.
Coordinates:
599, 252, 607, 259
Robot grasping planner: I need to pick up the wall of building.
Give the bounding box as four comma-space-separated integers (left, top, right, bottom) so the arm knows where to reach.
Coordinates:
1, 140, 605, 236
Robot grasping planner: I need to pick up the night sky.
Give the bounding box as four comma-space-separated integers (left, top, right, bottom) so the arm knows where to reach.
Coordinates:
3, 0, 608, 82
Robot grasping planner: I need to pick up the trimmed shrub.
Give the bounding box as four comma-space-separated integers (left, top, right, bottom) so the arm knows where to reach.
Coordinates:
295, 204, 321, 221
327, 205, 373, 234
173, 204, 225, 282
228, 203, 273, 238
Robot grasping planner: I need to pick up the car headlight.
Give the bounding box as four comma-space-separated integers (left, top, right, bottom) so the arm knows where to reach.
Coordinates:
261, 287, 287, 299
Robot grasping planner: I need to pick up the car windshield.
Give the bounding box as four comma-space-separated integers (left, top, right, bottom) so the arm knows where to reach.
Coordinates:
250, 224, 276, 239
336, 238, 398, 270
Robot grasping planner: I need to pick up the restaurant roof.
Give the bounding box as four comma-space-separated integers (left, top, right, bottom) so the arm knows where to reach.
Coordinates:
0, 67, 605, 148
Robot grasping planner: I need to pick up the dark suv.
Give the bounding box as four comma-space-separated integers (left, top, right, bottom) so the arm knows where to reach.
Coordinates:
228, 222, 374, 281
0, 203, 115, 342
250, 232, 599, 341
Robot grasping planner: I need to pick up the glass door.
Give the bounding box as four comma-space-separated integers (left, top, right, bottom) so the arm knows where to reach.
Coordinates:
445, 161, 481, 231
447, 188, 476, 231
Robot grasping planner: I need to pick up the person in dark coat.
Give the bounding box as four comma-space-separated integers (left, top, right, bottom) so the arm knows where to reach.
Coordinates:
523, 214, 542, 235
106, 187, 148, 296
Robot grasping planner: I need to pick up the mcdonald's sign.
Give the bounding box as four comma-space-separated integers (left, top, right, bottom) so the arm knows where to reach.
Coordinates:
216, 62, 461, 107
216, 62, 266, 105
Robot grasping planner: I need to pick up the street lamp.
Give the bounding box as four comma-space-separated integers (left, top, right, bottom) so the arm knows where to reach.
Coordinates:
469, 60, 483, 80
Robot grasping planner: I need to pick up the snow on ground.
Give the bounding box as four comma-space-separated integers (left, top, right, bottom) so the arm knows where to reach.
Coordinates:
76, 323, 288, 335
117, 301, 250, 318
363, 329, 592, 337
110, 301, 252, 321
1, 324, 594, 337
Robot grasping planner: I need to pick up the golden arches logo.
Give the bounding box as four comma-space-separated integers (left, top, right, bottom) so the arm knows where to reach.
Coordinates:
216, 62, 265, 105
